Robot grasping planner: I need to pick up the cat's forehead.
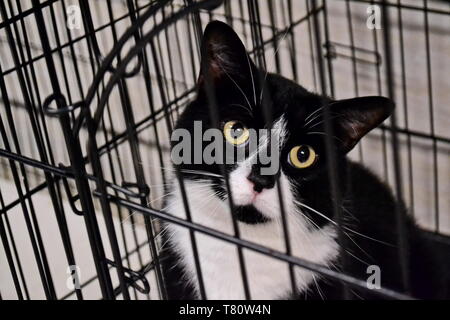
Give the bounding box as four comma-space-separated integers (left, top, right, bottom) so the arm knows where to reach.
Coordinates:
266, 74, 326, 127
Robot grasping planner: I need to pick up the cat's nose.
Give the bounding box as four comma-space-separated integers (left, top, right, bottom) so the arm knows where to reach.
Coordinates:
247, 164, 276, 193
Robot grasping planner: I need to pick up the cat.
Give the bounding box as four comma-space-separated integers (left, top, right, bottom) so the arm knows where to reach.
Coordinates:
160, 21, 449, 300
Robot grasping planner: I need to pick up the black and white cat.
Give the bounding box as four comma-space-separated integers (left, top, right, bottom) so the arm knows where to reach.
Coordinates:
160, 21, 449, 300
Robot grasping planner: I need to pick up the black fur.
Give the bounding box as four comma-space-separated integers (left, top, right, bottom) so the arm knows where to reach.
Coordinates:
161, 21, 449, 300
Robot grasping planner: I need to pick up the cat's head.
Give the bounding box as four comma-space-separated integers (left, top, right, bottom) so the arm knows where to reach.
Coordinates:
171, 21, 394, 226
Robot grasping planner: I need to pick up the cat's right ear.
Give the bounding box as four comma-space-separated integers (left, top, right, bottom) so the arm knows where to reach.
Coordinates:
329, 96, 395, 153
198, 21, 256, 89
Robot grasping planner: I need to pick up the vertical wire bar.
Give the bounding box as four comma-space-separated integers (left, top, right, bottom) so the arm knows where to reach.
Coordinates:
115, 77, 161, 301
104, 0, 142, 300
381, 0, 411, 294
267, 0, 281, 74
28, 0, 116, 299
132, 4, 175, 301
82, 0, 157, 300
396, 0, 415, 217
0, 25, 56, 298
152, 14, 175, 126
172, 4, 191, 116
74, 6, 135, 297
0, 76, 53, 299
344, 0, 364, 164
161, 9, 182, 119
61, 2, 121, 299
344, 0, 359, 97
248, 0, 297, 296
423, 0, 439, 232
2, 3, 59, 299
4, 212, 30, 298
369, 0, 389, 185
0, 211, 24, 299
195, 19, 252, 300
287, 0, 299, 82
237, 1, 249, 46
311, 0, 350, 299
85, 125, 131, 300
0, 192, 30, 299
47, 2, 75, 108
99, 120, 137, 300
248, 0, 267, 70
224, 0, 233, 27
321, 0, 335, 97
186, 0, 203, 62
0, 114, 55, 299
200, 53, 252, 301
60, 0, 86, 104
149, 36, 207, 299
14, 0, 84, 300
185, 13, 200, 86
305, 0, 318, 90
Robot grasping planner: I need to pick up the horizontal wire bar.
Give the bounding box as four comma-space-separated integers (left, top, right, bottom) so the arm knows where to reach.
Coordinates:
0, 0, 58, 29
108, 194, 415, 300
0, 0, 156, 77
0, 148, 72, 177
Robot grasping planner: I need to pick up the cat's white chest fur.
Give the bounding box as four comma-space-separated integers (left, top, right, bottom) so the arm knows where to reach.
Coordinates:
165, 179, 339, 299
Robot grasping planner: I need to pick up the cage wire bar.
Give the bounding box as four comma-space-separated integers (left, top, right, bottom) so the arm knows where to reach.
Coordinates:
0, 0, 448, 300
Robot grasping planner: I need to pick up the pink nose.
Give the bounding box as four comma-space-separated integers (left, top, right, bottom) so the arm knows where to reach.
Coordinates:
246, 179, 261, 199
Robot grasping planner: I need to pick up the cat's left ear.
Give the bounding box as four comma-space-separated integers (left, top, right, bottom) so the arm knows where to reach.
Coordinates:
199, 21, 257, 88
330, 96, 395, 153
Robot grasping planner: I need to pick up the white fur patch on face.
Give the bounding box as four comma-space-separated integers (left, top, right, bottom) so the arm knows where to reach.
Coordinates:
229, 115, 290, 220
165, 179, 339, 300
229, 163, 293, 220
164, 116, 338, 299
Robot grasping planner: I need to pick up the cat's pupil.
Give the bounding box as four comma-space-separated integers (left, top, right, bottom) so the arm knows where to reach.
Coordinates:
297, 145, 310, 163
231, 122, 244, 138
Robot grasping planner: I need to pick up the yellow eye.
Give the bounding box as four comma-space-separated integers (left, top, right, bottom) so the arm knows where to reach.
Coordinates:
223, 120, 249, 145
289, 145, 317, 169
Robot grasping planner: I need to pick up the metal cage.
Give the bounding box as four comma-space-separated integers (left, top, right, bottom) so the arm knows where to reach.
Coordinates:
0, 0, 449, 300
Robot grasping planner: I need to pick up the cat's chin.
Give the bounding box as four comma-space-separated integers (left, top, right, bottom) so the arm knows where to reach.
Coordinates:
233, 205, 271, 224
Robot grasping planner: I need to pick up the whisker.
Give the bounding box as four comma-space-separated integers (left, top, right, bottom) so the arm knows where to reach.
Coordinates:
245, 53, 257, 106
306, 114, 343, 130
179, 169, 225, 179
312, 275, 325, 300
138, 163, 225, 180
344, 230, 375, 262
304, 106, 325, 122
260, 27, 290, 105
303, 112, 324, 128
303, 111, 342, 128
121, 191, 176, 225
218, 63, 253, 111
343, 248, 371, 266
230, 103, 253, 117
294, 200, 394, 247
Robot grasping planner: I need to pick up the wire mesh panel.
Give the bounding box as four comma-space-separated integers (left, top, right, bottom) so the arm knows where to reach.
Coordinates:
0, 0, 449, 300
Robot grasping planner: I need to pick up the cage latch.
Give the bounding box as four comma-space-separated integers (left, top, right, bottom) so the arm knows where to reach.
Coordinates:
43, 93, 85, 117
106, 259, 151, 295
59, 164, 84, 216
323, 41, 382, 66
92, 181, 151, 200
120, 181, 151, 199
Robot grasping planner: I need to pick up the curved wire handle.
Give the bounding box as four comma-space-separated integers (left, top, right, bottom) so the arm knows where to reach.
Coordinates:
72, 0, 223, 137
79, 0, 143, 78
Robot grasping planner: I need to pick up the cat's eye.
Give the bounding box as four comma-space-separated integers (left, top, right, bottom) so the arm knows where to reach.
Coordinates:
288, 145, 317, 169
223, 120, 249, 145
